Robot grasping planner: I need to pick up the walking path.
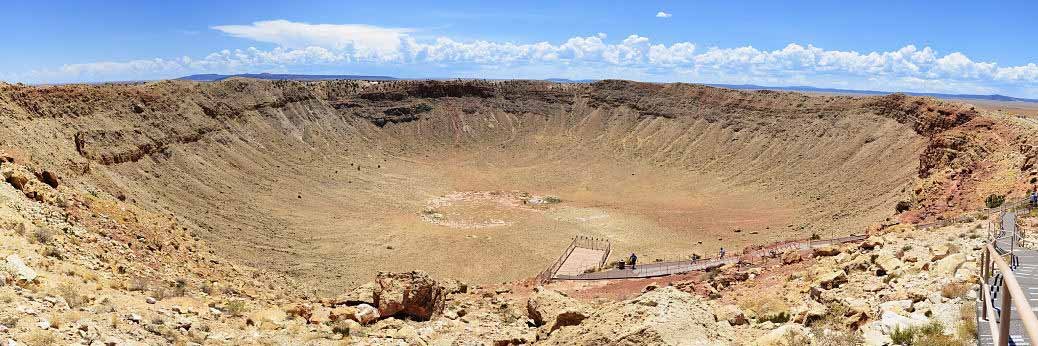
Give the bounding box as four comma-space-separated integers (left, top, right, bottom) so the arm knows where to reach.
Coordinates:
553, 235, 865, 280
555, 247, 609, 276
979, 211, 1037, 345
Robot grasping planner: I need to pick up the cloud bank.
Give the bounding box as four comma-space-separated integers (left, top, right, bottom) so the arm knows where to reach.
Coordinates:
11, 20, 1038, 97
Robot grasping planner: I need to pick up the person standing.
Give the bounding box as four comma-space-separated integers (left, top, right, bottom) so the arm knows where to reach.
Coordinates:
1030, 188, 1038, 209
719, 247, 726, 259
629, 253, 638, 270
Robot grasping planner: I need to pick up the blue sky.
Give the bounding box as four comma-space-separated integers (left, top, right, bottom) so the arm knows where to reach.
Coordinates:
3, 0, 1038, 97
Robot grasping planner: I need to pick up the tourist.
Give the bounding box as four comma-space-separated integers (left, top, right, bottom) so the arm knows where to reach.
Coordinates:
629, 253, 638, 270
1031, 189, 1038, 209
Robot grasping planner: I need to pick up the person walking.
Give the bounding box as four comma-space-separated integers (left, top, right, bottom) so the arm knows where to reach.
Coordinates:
1030, 188, 1038, 210
719, 247, 726, 259
629, 253, 638, 270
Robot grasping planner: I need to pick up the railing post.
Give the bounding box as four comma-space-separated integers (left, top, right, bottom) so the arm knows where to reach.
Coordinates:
1000, 279, 1012, 346
983, 248, 990, 319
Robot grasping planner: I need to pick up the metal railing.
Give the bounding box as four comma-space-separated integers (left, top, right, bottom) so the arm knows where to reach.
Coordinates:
535, 235, 612, 283
980, 207, 1038, 346
535, 238, 577, 283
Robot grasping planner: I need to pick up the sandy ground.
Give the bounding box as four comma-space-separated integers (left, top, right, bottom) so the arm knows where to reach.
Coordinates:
254, 150, 800, 292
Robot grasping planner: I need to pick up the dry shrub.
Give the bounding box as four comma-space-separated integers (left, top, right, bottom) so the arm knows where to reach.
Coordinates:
813, 329, 862, 346
127, 277, 148, 292
56, 281, 89, 308
21, 330, 57, 346
958, 304, 977, 343
32, 228, 52, 244
224, 300, 247, 317
940, 282, 970, 299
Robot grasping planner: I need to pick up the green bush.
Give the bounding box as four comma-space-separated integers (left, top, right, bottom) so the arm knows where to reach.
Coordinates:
986, 194, 1006, 209
890, 325, 916, 345
761, 311, 790, 324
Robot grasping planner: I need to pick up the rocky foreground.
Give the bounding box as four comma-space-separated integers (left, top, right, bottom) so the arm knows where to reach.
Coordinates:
0, 151, 995, 345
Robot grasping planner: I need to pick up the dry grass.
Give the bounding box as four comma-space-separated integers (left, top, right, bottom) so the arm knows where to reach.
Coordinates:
224, 300, 247, 317
958, 303, 978, 343
56, 281, 89, 308
21, 330, 57, 346
941, 282, 971, 299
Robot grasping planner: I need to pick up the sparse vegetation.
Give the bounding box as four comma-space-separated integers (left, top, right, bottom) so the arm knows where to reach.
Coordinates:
940, 282, 970, 299
21, 330, 57, 346
986, 194, 1006, 209
958, 304, 977, 343
56, 281, 89, 308
32, 228, 52, 244
224, 300, 247, 317
890, 325, 916, 345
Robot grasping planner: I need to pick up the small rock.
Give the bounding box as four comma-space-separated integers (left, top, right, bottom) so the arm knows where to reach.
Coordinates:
353, 304, 380, 325
146, 297, 157, 304
36, 319, 50, 330
127, 313, 142, 323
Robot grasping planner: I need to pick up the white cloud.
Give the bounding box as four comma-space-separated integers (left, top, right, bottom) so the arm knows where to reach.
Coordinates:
12, 20, 1038, 97
212, 20, 413, 62
656, 11, 672, 18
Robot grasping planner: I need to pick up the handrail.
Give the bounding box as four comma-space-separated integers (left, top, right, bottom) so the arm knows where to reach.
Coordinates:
985, 243, 1038, 345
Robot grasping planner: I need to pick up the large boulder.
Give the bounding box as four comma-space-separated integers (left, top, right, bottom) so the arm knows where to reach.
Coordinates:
814, 269, 847, 290
541, 287, 733, 345
781, 251, 802, 265
5, 254, 36, 282
713, 304, 748, 326
373, 271, 445, 321
527, 288, 590, 332
874, 253, 903, 275
246, 308, 288, 331
934, 253, 965, 276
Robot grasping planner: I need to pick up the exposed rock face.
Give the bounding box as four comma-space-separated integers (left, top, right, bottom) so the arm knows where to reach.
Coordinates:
526, 288, 590, 332
542, 287, 733, 345
373, 271, 445, 321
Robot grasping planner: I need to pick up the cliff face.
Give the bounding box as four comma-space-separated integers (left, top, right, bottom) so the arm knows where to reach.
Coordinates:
0, 79, 1027, 287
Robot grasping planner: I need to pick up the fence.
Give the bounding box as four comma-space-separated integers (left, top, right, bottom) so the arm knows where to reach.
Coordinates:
980, 208, 1038, 346
535, 235, 612, 283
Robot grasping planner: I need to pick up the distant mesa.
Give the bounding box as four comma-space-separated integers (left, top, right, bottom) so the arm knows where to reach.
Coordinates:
177, 73, 398, 82
710, 83, 1038, 103
175, 73, 1037, 103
